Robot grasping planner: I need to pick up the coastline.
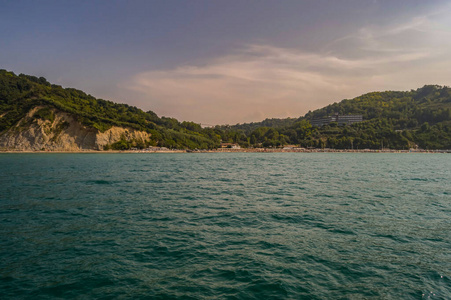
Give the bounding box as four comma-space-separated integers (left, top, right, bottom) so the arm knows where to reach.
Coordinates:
0, 148, 449, 154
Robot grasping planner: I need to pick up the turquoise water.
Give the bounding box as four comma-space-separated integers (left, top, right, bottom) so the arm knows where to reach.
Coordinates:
0, 153, 450, 299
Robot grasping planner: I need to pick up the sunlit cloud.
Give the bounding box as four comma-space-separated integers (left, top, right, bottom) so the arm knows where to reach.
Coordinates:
126, 5, 451, 125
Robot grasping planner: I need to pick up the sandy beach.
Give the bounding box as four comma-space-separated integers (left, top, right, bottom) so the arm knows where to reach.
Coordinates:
1, 148, 449, 154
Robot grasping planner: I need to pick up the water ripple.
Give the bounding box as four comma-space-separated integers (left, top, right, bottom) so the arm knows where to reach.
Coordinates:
0, 153, 450, 299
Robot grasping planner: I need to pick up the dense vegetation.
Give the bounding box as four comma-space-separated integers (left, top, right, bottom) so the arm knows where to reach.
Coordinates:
0, 69, 221, 149
220, 86, 451, 149
1, 69, 450, 150
220, 118, 298, 135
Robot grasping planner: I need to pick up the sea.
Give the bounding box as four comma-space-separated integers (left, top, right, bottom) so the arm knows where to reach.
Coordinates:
0, 153, 450, 299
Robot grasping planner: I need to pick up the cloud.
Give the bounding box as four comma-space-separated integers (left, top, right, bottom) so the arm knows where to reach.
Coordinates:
125, 6, 451, 125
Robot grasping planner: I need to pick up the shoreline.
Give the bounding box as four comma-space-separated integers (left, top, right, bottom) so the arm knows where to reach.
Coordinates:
0, 148, 449, 154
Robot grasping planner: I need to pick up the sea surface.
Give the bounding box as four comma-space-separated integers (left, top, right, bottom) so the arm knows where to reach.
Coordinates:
0, 153, 450, 299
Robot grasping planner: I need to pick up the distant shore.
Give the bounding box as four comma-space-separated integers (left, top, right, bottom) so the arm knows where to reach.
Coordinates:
1, 148, 449, 154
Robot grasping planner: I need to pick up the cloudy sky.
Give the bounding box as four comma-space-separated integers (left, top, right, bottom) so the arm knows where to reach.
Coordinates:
1, 0, 451, 125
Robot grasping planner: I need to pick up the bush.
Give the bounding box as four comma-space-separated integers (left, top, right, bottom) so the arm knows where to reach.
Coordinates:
110, 140, 131, 150
34, 108, 55, 123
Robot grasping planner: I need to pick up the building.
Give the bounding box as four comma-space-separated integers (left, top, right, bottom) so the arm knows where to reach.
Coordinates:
311, 113, 362, 127
219, 143, 241, 149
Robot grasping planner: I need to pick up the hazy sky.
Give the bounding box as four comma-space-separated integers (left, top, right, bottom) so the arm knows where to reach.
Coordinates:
1, 0, 451, 125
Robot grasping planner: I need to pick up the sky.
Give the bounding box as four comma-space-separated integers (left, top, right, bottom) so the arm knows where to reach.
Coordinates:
1, 0, 451, 125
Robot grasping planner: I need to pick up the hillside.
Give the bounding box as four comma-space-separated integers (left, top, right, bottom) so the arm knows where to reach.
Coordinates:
1, 69, 450, 150
221, 85, 451, 149
0, 70, 221, 150
219, 118, 298, 135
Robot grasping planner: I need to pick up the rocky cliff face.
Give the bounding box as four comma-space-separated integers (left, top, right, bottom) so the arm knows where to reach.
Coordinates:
0, 107, 151, 151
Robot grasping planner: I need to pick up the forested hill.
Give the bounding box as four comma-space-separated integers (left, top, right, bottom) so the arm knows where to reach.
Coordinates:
220, 85, 451, 149
304, 85, 451, 125
220, 118, 298, 135
1, 69, 450, 150
0, 69, 221, 149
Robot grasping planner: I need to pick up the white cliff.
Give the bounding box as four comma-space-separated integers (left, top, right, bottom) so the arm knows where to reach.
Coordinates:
0, 107, 150, 151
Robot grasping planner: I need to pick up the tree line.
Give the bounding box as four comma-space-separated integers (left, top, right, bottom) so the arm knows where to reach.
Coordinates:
1, 69, 450, 150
